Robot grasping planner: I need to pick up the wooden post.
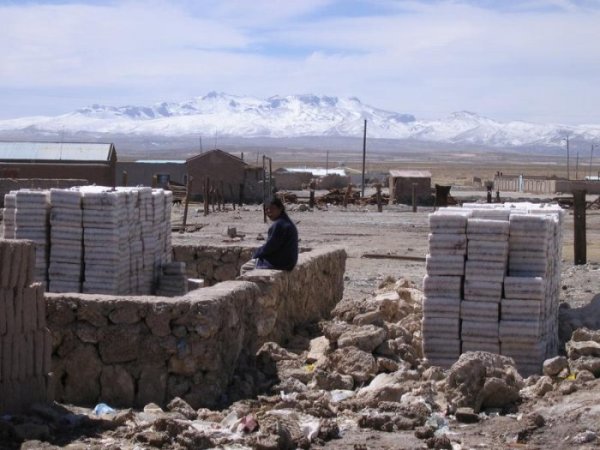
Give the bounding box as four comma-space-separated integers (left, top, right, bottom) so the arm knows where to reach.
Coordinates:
361, 119, 367, 198
238, 183, 244, 207
573, 190, 587, 265
122, 170, 128, 187
375, 183, 382, 212
211, 185, 216, 212
152, 174, 158, 188
203, 177, 210, 216
181, 176, 193, 233
262, 155, 267, 223
412, 183, 417, 213
228, 183, 235, 210
309, 179, 316, 208
343, 184, 352, 208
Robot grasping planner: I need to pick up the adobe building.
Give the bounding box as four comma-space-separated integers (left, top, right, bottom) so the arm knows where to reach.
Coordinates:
117, 160, 187, 187
186, 149, 263, 202
0, 141, 117, 186
389, 169, 432, 205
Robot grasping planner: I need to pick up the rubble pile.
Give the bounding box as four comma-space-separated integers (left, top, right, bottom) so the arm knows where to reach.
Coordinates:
0, 239, 52, 414
1, 187, 175, 295
422, 203, 563, 375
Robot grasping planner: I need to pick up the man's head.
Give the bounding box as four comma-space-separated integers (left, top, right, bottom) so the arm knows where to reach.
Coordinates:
266, 197, 285, 221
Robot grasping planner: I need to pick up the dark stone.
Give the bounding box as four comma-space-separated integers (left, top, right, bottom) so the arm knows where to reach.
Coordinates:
455, 407, 480, 423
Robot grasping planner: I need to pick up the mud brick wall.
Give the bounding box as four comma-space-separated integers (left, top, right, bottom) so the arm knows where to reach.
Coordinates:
172, 244, 257, 286
46, 246, 346, 409
0, 239, 52, 414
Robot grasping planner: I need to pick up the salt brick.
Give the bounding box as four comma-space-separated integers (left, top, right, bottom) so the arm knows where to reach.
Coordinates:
22, 286, 37, 333
461, 320, 499, 339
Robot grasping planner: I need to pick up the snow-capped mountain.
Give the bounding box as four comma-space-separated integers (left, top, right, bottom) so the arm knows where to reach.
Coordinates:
0, 92, 598, 148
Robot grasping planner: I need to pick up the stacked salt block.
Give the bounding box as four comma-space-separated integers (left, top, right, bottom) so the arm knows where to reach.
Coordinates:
1, 192, 16, 239
163, 191, 173, 261
423, 203, 563, 376
422, 211, 470, 367
81, 188, 130, 295
152, 189, 167, 275
48, 189, 83, 293
14, 191, 50, 285
0, 239, 52, 413
118, 188, 142, 294
461, 218, 509, 354
139, 188, 156, 293
500, 212, 562, 375
156, 262, 188, 297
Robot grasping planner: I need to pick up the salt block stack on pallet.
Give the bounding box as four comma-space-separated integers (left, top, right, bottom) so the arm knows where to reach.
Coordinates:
422, 211, 469, 367
48, 189, 83, 293
462, 215, 509, 354
423, 203, 563, 375
139, 187, 156, 293
1, 192, 16, 239
0, 239, 52, 413
14, 191, 50, 285
500, 211, 562, 376
2, 186, 176, 296
81, 188, 130, 295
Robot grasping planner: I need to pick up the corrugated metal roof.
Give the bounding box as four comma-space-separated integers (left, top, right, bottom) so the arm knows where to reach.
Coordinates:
0, 142, 114, 161
134, 160, 186, 164
389, 170, 432, 178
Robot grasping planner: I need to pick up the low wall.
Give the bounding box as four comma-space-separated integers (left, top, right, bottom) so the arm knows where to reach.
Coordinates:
172, 244, 257, 286
46, 246, 346, 408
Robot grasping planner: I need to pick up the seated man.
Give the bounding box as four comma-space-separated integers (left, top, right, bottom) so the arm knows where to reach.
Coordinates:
242, 197, 298, 273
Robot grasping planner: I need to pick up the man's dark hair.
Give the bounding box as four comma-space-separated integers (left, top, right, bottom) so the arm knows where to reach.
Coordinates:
269, 196, 285, 212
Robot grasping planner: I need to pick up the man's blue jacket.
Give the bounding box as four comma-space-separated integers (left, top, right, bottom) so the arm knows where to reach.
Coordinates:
253, 212, 298, 271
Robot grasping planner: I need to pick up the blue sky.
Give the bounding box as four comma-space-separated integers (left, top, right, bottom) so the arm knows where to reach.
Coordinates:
1, 0, 600, 124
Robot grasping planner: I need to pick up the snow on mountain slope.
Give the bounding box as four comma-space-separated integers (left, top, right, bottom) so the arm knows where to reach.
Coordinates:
0, 92, 598, 148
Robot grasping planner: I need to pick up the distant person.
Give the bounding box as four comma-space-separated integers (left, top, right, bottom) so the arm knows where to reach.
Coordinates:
241, 197, 298, 273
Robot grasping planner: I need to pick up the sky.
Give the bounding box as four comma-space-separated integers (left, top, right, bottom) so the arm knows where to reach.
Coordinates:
1, 0, 600, 124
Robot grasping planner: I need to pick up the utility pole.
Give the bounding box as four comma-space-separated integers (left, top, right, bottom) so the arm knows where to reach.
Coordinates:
590, 144, 595, 179
361, 119, 367, 198
576, 151, 579, 180
565, 135, 570, 180
326, 150, 329, 175
199, 136, 203, 154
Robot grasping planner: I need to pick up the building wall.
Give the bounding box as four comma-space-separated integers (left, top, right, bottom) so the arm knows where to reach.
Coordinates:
116, 162, 187, 187
0, 162, 115, 187
555, 180, 600, 194
186, 152, 262, 202
274, 171, 312, 190
390, 176, 432, 204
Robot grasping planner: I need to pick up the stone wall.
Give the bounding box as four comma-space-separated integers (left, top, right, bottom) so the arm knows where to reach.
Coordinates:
172, 244, 257, 286
46, 246, 346, 409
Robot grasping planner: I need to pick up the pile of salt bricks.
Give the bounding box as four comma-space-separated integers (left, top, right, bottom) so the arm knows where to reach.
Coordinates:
1, 186, 174, 296
0, 239, 52, 413
156, 262, 189, 297
3, 191, 50, 283
422, 202, 563, 376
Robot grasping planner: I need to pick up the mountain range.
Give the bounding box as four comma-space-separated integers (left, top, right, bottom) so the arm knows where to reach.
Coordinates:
0, 92, 598, 149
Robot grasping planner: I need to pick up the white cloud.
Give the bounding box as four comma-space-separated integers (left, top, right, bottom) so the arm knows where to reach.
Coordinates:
0, 0, 599, 123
